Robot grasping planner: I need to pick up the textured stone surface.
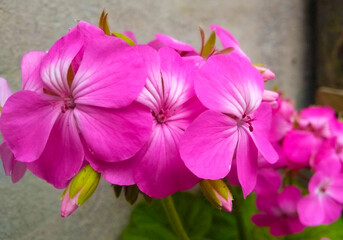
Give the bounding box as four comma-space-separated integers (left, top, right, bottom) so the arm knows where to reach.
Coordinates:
0, 0, 312, 239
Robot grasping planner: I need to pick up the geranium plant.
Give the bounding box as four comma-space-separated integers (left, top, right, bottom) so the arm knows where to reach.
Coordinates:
1, 11, 343, 240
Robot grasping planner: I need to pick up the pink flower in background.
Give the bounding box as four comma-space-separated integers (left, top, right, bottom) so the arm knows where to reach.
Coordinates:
283, 106, 336, 168
252, 186, 305, 236
0, 22, 152, 188
0, 77, 26, 183
180, 53, 278, 197
90, 47, 203, 198
253, 168, 282, 195
297, 160, 343, 226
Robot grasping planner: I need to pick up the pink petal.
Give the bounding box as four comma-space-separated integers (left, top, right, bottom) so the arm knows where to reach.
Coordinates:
72, 38, 148, 109
21, 51, 46, 92
180, 110, 238, 179
135, 123, 199, 198
123, 30, 137, 44
297, 194, 325, 226
10, 159, 27, 183
210, 24, 250, 61
40, 28, 83, 97
74, 102, 152, 162
328, 174, 343, 203
27, 110, 84, 188
321, 196, 342, 225
0, 77, 12, 106
236, 128, 258, 197
254, 168, 281, 194
87, 155, 136, 186
283, 130, 320, 168
195, 53, 263, 117
250, 103, 278, 164
154, 33, 196, 52
159, 47, 197, 109
0, 142, 14, 176
251, 213, 276, 227
0, 141, 26, 183
0, 90, 61, 162
255, 192, 278, 213
278, 186, 302, 214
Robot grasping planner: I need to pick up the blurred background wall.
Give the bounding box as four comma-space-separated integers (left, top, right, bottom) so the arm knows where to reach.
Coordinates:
0, 0, 314, 239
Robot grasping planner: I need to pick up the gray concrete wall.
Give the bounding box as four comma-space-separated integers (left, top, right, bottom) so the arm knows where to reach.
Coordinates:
0, 1, 311, 239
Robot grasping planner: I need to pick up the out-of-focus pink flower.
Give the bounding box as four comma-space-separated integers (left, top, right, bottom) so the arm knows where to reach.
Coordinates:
180, 53, 278, 197
89, 47, 203, 198
283, 106, 336, 168
0, 22, 152, 188
0, 77, 27, 183
269, 98, 296, 143
252, 186, 305, 236
297, 160, 343, 226
254, 168, 282, 195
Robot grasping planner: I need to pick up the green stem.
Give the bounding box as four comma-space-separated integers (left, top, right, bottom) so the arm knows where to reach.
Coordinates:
231, 187, 248, 240
161, 195, 190, 240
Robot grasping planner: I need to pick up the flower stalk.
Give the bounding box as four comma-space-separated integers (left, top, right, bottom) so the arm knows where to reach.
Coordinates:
161, 195, 190, 240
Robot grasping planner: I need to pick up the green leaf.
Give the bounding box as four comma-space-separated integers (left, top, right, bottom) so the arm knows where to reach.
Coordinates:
122, 192, 212, 240
201, 31, 216, 58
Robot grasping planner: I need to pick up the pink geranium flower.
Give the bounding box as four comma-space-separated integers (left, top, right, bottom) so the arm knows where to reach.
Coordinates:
252, 186, 305, 236
88, 47, 203, 198
283, 106, 336, 168
297, 160, 343, 226
180, 53, 278, 197
0, 77, 27, 183
0, 22, 152, 188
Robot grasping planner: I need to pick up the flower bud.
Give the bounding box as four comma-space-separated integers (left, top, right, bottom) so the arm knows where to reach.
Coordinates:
262, 90, 279, 109
60, 165, 100, 217
254, 65, 275, 82
200, 179, 233, 212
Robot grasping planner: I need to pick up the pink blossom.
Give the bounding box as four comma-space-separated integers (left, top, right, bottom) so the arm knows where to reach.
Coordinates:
252, 186, 305, 236
255, 66, 276, 82
89, 47, 203, 198
297, 160, 343, 226
0, 22, 152, 188
283, 106, 336, 168
180, 53, 278, 197
0, 77, 27, 183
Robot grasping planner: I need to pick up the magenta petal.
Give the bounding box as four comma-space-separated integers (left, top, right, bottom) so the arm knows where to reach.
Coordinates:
195, 53, 263, 117
88, 156, 136, 186
72, 38, 148, 109
321, 196, 342, 224
0, 90, 60, 162
0, 77, 12, 106
210, 24, 250, 61
10, 160, 27, 183
250, 103, 278, 164
328, 174, 343, 203
40, 29, 83, 96
74, 102, 152, 162
297, 195, 325, 226
27, 110, 84, 188
155, 33, 196, 52
254, 168, 281, 194
236, 129, 258, 197
278, 186, 302, 214
252, 213, 276, 227
0, 142, 14, 176
135, 124, 199, 198
21, 51, 46, 92
123, 30, 137, 44
180, 110, 238, 179
283, 130, 320, 167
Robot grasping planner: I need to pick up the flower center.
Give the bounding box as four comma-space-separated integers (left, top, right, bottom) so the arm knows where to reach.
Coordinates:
152, 109, 168, 124
237, 114, 255, 132
61, 97, 76, 113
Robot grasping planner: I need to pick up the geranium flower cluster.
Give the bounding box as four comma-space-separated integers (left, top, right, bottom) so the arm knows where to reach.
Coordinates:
1, 13, 340, 238
251, 97, 343, 236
